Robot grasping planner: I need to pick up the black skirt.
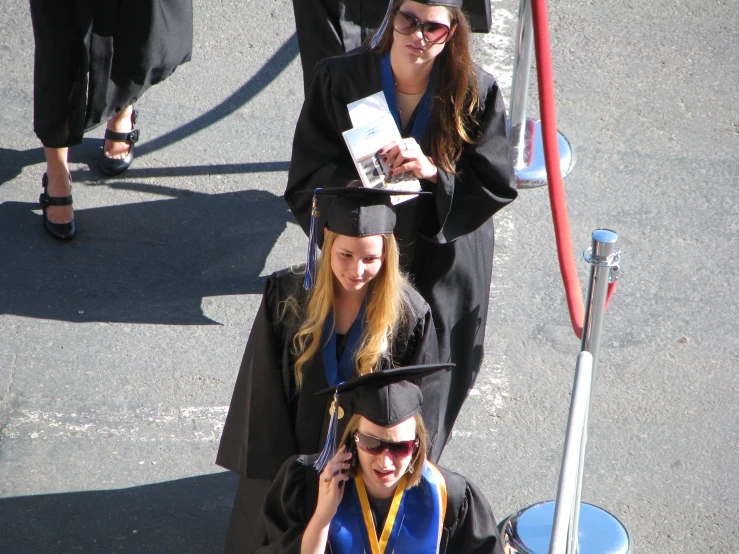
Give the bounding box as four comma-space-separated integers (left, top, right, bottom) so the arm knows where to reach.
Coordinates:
30, 0, 193, 148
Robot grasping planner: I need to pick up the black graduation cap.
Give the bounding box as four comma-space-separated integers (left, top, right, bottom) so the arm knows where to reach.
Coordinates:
313, 363, 454, 471
300, 186, 426, 289
314, 186, 423, 241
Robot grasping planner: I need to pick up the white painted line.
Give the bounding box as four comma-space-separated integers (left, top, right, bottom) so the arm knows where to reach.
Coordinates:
1, 406, 230, 443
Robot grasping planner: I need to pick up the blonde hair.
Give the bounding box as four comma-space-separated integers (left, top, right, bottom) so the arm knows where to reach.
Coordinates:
340, 413, 427, 489
291, 230, 410, 388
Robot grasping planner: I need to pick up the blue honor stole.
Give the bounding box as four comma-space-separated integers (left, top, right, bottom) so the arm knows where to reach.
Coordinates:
322, 301, 368, 387
329, 462, 448, 554
381, 53, 436, 142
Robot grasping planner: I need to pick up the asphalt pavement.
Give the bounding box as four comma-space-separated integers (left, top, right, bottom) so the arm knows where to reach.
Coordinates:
1, 0, 737, 552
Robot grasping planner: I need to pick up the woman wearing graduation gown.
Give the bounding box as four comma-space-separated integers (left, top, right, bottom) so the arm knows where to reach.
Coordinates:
217, 188, 443, 553
30, 1, 193, 240
284, 0, 518, 460
257, 365, 504, 554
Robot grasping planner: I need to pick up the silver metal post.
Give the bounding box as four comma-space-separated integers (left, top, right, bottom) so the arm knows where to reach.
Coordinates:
509, 0, 533, 165
570, 229, 621, 550
508, 0, 576, 188
549, 352, 593, 554
502, 230, 629, 554
580, 229, 620, 372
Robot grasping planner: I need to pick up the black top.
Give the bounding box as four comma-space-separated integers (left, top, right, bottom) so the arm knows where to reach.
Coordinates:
367, 495, 392, 537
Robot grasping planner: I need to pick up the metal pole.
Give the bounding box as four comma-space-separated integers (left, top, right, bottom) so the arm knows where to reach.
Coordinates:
508, 0, 576, 188
548, 352, 593, 554
569, 406, 588, 554
570, 229, 621, 550
509, 0, 534, 168
503, 230, 628, 554
580, 229, 620, 372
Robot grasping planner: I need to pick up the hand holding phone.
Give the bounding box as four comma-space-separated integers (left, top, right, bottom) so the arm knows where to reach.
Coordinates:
314, 446, 354, 525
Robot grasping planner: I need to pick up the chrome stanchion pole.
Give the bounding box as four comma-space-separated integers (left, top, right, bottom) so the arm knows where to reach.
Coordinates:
580, 229, 620, 370
509, 0, 576, 188
549, 352, 593, 554
568, 229, 621, 551
509, 0, 534, 168
500, 230, 630, 554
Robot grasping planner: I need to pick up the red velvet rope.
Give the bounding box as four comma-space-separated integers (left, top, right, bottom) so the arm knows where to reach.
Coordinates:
529, 0, 616, 339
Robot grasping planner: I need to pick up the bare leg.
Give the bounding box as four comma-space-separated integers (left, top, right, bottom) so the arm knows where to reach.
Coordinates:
43, 146, 73, 224
103, 104, 135, 160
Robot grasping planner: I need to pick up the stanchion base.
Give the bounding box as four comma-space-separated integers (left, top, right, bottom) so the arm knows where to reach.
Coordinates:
499, 500, 632, 554
513, 119, 576, 189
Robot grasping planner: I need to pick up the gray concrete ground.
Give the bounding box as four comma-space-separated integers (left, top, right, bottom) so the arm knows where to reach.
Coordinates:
1, 0, 737, 552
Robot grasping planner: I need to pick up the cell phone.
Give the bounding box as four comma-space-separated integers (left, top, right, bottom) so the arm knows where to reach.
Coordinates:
343, 434, 357, 471
336, 434, 357, 490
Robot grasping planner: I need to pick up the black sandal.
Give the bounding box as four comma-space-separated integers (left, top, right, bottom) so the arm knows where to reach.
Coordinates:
39, 173, 76, 241
100, 107, 139, 176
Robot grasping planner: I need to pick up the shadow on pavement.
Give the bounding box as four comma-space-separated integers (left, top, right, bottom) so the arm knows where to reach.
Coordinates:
0, 471, 239, 554
135, 33, 299, 158
0, 140, 126, 187
0, 187, 293, 324
0, 33, 301, 325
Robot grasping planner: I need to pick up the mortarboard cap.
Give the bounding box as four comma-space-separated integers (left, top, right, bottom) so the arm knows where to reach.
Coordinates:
312, 363, 453, 471
313, 186, 423, 243
317, 363, 454, 426
299, 186, 426, 289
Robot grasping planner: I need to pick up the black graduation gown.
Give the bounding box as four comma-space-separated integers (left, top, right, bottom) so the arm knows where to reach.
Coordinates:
291, 0, 494, 92
216, 267, 441, 553
290, 0, 388, 94
30, 0, 193, 148
257, 454, 504, 554
284, 49, 517, 459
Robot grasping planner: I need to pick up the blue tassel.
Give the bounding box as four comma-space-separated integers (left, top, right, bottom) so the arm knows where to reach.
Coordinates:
314, 388, 342, 473
303, 189, 322, 290
370, 1, 393, 49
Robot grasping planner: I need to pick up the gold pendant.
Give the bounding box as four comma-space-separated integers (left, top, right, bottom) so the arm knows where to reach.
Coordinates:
329, 402, 344, 420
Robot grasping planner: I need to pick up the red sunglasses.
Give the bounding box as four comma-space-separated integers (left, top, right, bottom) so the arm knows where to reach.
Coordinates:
354, 431, 419, 459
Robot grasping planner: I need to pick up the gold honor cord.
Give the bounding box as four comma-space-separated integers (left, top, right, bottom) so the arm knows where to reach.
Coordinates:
355, 474, 409, 554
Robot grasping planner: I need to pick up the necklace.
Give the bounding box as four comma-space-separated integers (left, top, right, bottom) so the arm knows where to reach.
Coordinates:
395, 82, 426, 117
394, 82, 425, 98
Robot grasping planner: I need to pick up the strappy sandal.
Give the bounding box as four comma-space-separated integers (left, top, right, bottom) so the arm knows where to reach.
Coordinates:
39, 173, 76, 241
100, 107, 139, 176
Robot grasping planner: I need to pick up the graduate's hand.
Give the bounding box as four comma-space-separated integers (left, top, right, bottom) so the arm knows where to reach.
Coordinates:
302, 448, 352, 554
313, 447, 353, 527
378, 138, 438, 183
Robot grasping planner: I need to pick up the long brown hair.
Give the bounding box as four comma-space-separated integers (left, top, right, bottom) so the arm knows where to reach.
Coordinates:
374, 1, 480, 174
